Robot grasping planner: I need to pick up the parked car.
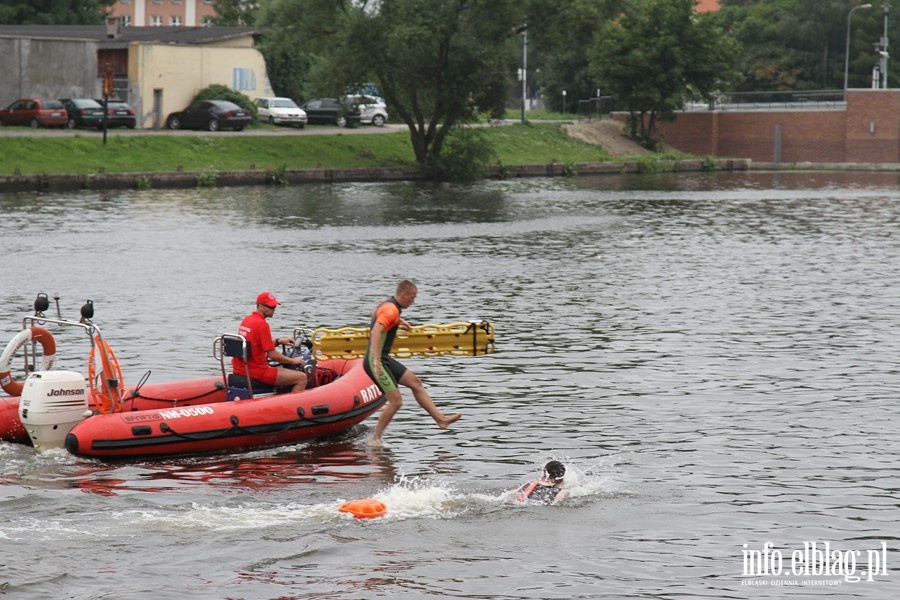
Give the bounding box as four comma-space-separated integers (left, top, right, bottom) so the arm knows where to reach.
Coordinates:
166, 100, 252, 132
254, 97, 307, 128
95, 99, 137, 129
0, 98, 67, 128
60, 98, 106, 129
346, 95, 388, 127
299, 98, 361, 127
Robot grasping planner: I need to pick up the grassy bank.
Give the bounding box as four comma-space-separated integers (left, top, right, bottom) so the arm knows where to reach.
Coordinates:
0, 122, 622, 176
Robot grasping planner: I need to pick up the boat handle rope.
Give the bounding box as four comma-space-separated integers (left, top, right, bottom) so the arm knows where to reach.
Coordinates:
128, 386, 223, 406
124, 370, 222, 406
159, 420, 241, 441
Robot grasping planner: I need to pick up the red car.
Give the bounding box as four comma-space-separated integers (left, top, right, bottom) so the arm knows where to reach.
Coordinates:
0, 98, 68, 128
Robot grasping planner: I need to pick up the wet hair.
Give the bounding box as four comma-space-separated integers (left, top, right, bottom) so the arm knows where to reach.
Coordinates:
544, 460, 565, 480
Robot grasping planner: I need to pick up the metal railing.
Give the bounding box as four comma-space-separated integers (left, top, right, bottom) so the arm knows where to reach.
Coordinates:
682, 90, 847, 112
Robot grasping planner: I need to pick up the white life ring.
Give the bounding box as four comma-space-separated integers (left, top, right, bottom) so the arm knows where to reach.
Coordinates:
0, 326, 57, 396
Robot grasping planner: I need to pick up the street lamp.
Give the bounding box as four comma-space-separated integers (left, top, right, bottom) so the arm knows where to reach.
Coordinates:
562, 90, 567, 114
844, 3, 872, 91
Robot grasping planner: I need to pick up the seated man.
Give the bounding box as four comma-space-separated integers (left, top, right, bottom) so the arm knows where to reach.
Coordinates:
514, 460, 569, 505
233, 291, 307, 393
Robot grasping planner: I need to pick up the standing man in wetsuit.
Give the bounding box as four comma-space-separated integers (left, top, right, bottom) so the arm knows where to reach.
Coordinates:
364, 279, 462, 445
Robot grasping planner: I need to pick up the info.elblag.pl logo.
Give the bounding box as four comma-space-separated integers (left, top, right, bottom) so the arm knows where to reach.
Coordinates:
741, 541, 889, 586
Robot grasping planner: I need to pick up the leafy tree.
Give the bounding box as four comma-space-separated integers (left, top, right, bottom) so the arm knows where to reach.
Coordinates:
260, 0, 521, 174
520, 0, 625, 113
716, 0, 900, 91
590, 0, 740, 148
0, 0, 115, 24
211, 0, 258, 26
255, 1, 318, 100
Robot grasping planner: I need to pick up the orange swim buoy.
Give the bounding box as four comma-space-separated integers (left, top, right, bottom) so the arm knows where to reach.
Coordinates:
0, 326, 57, 396
339, 498, 388, 519
88, 336, 125, 414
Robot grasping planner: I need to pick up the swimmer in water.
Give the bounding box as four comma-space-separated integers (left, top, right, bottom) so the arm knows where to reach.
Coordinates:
514, 460, 569, 505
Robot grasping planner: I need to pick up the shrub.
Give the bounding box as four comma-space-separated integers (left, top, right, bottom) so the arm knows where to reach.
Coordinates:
427, 127, 497, 182
193, 84, 258, 122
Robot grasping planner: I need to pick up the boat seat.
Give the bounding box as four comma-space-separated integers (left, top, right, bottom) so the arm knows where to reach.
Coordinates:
226, 373, 291, 398
213, 333, 289, 401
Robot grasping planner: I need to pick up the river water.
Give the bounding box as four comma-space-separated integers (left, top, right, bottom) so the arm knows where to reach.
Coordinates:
0, 171, 897, 599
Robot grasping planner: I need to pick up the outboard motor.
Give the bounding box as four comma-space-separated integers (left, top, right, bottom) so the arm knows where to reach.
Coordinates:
19, 371, 92, 450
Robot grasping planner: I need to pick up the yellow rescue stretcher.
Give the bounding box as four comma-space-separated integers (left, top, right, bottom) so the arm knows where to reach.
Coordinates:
312, 320, 496, 359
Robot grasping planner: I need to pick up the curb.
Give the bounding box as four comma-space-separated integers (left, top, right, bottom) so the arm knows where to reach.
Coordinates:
0, 159, 757, 193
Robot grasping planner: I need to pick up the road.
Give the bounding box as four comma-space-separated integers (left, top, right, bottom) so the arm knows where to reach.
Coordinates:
0, 123, 407, 137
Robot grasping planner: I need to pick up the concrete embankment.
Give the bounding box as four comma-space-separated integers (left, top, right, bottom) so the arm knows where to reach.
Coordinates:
0, 159, 756, 193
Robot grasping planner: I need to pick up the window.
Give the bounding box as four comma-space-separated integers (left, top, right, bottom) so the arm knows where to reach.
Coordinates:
123, 15, 131, 26
151, 15, 162, 26
170, 15, 182, 26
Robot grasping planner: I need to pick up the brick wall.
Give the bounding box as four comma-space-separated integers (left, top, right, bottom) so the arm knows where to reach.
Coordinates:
639, 90, 900, 163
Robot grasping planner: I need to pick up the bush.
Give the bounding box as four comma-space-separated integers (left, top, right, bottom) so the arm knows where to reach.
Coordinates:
193, 84, 258, 122
427, 127, 497, 182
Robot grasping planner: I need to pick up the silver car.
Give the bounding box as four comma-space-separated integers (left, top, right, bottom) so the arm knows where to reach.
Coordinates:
254, 97, 308, 128
347, 95, 388, 127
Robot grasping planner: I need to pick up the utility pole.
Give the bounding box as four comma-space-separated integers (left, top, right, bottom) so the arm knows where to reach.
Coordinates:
883, 3, 891, 88
521, 26, 528, 124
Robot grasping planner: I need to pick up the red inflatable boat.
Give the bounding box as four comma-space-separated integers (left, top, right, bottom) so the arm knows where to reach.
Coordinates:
0, 298, 385, 459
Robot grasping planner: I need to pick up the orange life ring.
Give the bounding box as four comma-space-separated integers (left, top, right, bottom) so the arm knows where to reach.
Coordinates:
339, 498, 388, 519
0, 326, 57, 396
88, 337, 124, 414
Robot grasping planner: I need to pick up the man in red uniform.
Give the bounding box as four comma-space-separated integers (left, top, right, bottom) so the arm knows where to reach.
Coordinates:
364, 279, 462, 445
233, 291, 307, 393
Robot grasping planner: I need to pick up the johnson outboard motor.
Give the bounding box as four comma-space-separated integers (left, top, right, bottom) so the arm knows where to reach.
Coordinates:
19, 371, 92, 449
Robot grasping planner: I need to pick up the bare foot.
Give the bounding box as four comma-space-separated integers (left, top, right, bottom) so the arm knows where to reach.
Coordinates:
437, 412, 462, 430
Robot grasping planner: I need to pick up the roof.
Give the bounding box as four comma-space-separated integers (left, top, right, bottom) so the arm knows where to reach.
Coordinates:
695, 0, 720, 12
0, 25, 259, 48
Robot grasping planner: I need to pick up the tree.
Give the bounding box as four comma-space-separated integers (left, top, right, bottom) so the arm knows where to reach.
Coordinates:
711, 2, 804, 91
260, 0, 521, 173
715, 0, 900, 91
211, 0, 259, 26
0, 0, 115, 24
520, 0, 625, 113
590, 0, 740, 148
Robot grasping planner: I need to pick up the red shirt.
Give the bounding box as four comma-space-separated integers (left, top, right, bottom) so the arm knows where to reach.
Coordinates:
232, 311, 275, 381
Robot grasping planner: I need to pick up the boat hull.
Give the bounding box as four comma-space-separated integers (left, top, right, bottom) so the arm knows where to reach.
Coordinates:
5, 358, 386, 459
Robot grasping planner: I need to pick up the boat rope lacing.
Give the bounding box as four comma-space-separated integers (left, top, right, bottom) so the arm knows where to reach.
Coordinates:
155, 395, 382, 441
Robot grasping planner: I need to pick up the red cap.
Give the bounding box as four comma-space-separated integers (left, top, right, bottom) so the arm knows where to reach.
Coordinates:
256, 291, 281, 307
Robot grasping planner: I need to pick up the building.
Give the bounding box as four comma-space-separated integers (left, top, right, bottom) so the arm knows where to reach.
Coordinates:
109, 0, 218, 28
696, 0, 721, 13
0, 25, 272, 129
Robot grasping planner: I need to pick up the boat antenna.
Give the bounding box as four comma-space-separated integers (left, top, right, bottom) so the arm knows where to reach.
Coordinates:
53, 293, 62, 319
